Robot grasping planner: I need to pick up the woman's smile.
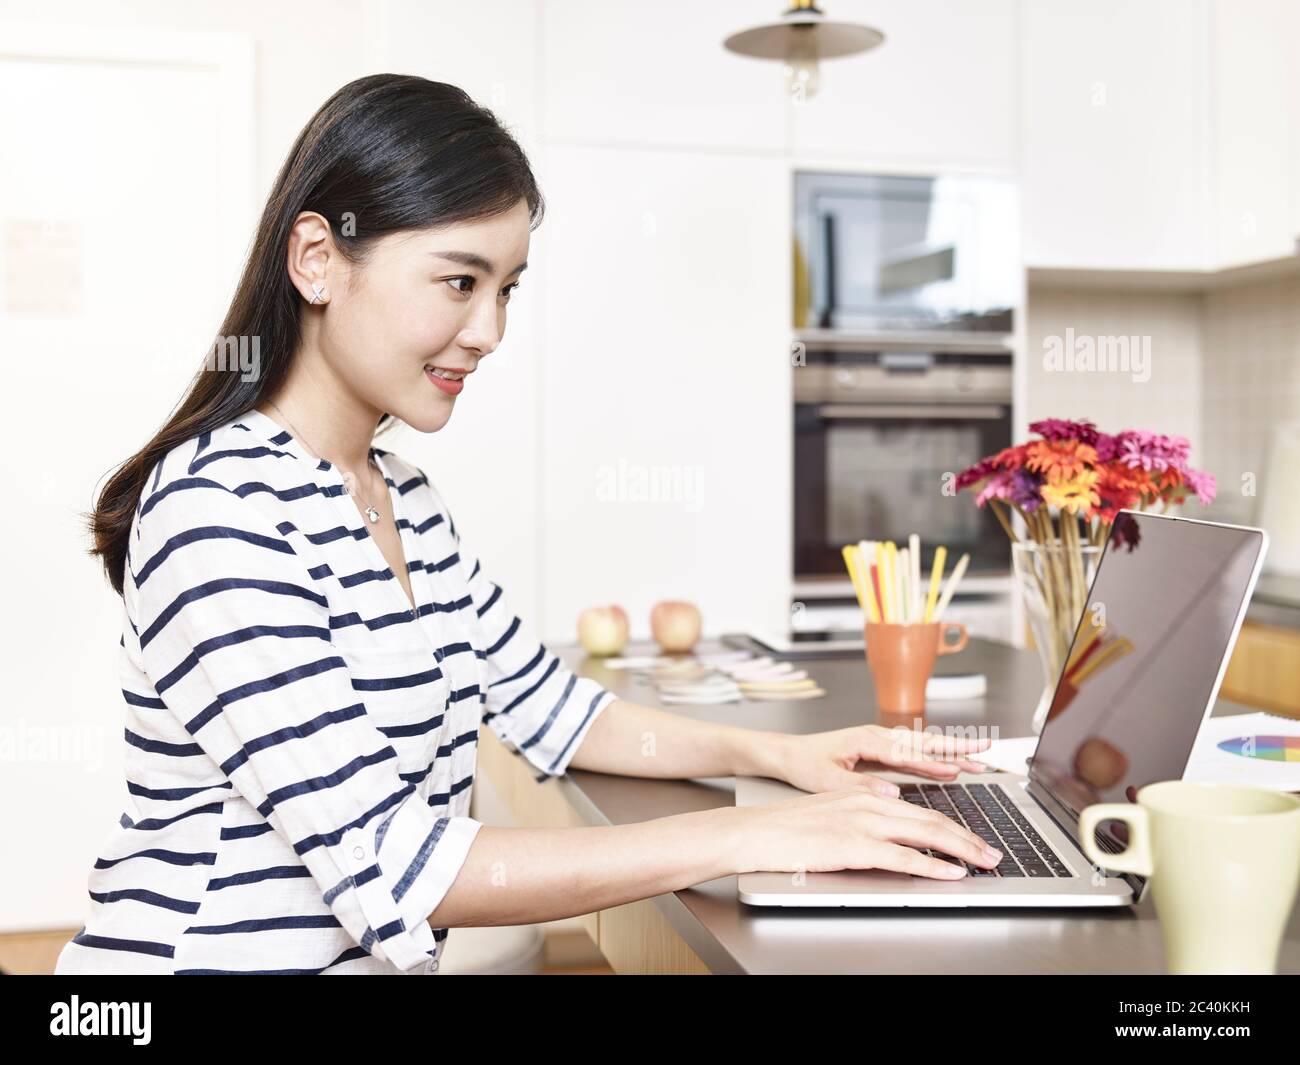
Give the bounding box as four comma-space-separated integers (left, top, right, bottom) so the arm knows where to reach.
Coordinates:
426, 363, 469, 396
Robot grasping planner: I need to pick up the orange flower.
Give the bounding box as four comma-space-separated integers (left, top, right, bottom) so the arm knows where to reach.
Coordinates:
1026, 440, 1098, 484
1095, 465, 1147, 520
1155, 466, 1184, 493
1041, 470, 1101, 514
1103, 463, 1154, 495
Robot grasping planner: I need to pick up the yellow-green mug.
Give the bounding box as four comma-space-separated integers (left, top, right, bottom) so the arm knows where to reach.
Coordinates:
1079, 780, 1300, 974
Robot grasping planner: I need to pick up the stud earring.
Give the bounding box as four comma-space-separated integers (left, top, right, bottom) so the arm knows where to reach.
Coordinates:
309, 281, 327, 305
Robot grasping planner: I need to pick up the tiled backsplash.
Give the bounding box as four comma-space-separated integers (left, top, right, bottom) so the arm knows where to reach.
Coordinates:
1024, 286, 1203, 449
1026, 275, 1300, 529
1201, 275, 1300, 526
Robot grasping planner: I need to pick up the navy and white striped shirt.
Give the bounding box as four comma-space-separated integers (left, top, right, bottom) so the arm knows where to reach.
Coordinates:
56, 407, 616, 975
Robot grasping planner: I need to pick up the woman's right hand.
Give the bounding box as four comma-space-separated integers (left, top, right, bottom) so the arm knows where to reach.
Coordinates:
733, 784, 1003, 880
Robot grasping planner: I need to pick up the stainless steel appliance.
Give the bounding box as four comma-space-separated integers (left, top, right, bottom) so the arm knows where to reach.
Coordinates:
794, 339, 1012, 570
790, 337, 1015, 643
794, 170, 1017, 334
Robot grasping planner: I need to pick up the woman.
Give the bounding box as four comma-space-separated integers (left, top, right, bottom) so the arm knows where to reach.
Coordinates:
59, 74, 1000, 975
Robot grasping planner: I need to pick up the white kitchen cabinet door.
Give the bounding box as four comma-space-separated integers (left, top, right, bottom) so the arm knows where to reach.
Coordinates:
787, 0, 1019, 171
1210, 0, 1300, 269
1021, 0, 1213, 271
535, 144, 792, 643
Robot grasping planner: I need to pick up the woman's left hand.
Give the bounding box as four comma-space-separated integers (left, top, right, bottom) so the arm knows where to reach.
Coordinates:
772, 724, 995, 797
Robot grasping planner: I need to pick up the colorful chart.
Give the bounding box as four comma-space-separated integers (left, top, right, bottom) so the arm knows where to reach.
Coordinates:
1216, 735, 1300, 762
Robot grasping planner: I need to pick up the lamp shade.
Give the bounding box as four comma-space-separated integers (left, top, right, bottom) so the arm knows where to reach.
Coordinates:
723, 7, 884, 63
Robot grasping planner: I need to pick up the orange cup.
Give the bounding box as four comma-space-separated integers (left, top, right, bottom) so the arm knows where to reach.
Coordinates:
864, 620, 969, 715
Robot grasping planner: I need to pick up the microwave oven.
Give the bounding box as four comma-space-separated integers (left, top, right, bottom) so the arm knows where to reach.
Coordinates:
794, 170, 1018, 335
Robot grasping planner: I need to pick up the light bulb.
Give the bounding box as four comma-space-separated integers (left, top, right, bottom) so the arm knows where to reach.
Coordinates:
785, 57, 821, 102
783, 26, 821, 104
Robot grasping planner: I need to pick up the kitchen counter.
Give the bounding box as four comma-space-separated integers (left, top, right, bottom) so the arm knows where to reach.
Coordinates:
494, 636, 1300, 975
1248, 573, 1300, 630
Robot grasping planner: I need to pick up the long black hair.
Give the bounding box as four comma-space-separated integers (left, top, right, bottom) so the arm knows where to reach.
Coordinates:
88, 73, 544, 594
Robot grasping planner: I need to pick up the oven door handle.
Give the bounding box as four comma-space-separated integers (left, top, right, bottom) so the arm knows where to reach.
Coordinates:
818, 404, 1006, 420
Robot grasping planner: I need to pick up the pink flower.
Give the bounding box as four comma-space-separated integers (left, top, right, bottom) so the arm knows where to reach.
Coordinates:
1183, 467, 1217, 506
1115, 430, 1191, 472
974, 469, 1016, 508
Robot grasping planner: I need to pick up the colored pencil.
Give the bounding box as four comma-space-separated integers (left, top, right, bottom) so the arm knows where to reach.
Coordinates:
932, 552, 970, 621
841, 544, 871, 619
908, 533, 922, 622
923, 545, 947, 623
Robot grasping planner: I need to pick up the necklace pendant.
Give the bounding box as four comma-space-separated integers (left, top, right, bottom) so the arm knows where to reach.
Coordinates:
364, 505, 380, 523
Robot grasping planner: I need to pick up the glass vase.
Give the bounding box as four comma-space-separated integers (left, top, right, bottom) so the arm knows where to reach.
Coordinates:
1012, 540, 1103, 734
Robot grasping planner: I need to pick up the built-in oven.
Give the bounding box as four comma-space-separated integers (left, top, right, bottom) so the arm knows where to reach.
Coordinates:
792, 341, 1015, 641
787, 169, 1020, 645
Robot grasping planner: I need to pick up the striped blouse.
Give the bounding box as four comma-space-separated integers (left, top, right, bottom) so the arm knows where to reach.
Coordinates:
55, 407, 616, 975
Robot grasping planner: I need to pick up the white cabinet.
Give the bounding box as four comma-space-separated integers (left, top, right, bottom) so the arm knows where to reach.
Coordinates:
787, 0, 1019, 170
1022, 0, 1300, 272
536, 144, 793, 641
1021, 0, 1213, 271
1210, 0, 1300, 268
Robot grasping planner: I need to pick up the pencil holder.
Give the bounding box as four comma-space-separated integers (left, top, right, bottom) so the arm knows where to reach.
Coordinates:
864, 620, 968, 715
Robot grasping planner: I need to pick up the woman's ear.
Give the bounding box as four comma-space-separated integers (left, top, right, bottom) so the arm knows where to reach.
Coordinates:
286, 211, 335, 305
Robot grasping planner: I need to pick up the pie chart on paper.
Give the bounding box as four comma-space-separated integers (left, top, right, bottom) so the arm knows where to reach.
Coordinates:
1215, 735, 1300, 762
1186, 714, 1300, 791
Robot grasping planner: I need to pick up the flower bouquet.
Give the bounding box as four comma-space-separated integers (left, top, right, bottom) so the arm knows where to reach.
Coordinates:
955, 419, 1216, 731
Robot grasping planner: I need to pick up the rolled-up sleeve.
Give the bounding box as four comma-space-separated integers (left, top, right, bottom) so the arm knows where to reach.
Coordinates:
434, 490, 617, 781
129, 478, 482, 973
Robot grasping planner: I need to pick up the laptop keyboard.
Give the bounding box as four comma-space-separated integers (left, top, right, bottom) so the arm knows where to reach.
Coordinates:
899, 782, 1074, 878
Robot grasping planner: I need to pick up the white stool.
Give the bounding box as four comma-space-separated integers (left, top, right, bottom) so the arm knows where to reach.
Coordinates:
438, 924, 545, 975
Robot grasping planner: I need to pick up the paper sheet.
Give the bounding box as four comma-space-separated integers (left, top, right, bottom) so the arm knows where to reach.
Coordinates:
1184, 712, 1300, 792
971, 736, 1038, 776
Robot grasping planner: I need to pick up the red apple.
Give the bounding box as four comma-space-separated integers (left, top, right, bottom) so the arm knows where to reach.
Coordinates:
650, 600, 702, 653
576, 605, 629, 656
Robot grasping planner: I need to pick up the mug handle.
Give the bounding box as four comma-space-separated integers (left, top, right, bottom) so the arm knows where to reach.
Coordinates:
937, 622, 968, 656
1078, 803, 1153, 876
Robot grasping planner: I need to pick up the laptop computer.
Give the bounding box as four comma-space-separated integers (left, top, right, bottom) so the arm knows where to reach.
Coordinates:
736, 510, 1269, 907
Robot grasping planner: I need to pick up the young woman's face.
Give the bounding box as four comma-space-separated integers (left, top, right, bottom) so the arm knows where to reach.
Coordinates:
318, 198, 532, 433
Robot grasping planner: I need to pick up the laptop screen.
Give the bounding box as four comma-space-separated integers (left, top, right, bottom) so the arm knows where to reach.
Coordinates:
1028, 512, 1265, 822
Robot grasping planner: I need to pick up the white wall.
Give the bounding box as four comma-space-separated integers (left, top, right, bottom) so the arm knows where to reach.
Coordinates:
0, 13, 264, 931
367, 0, 550, 629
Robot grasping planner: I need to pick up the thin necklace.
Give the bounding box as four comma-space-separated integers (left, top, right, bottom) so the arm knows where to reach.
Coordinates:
264, 399, 384, 524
